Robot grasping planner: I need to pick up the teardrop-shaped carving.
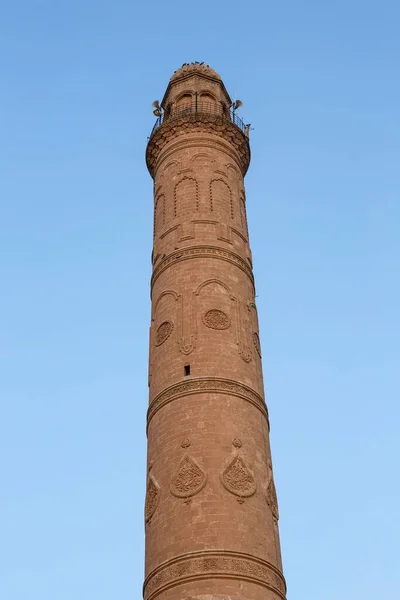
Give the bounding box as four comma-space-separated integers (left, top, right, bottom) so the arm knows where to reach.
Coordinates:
170, 454, 207, 498
267, 478, 279, 521
221, 455, 256, 498
239, 343, 252, 363
145, 475, 160, 523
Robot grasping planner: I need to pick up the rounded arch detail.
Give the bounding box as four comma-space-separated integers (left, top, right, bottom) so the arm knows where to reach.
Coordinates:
195, 278, 233, 298
174, 176, 199, 217
153, 289, 179, 317
210, 178, 234, 219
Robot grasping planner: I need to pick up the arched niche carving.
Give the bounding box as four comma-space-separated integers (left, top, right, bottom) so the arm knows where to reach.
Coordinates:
155, 162, 179, 204
199, 91, 217, 103
210, 178, 233, 220
194, 278, 233, 298
176, 92, 193, 106
224, 163, 239, 191
149, 290, 179, 384
174, 176, 199, 217
226, 164, 240, 193
249, 302, 260, 331
189, 155, 215, 212
152, 290, 196, 357
154, 183, 163, 198
199, 92, 222, 115
226, 163, 240, 181
162, 160, 180, 178
172, 92, 193, 117
152, 291, 179, 344
240, 196, 249, 238
190, 153, 215, 169
193, 279, 236, 342
154, 194, 165, 237
153, 289, 179, 318
249, 302, 261, 358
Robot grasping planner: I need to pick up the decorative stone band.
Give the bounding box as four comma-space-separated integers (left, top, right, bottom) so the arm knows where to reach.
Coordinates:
156, 136, 244, 181
146, 115, 251, 177
143, 550, 287, 600
151, 245, 254, 293
147, 377, 269, 432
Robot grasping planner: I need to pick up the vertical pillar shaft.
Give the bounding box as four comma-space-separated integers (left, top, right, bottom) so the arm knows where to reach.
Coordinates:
144, 63, 286, 600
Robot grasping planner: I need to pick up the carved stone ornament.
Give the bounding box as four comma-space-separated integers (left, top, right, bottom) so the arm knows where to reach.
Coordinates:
170, 454, 207, 498
203, 309, 231, 330
267, 478, 279, 521
155, 321, 173, 346
146, 116, 251, 177
143, 550, 287, 600
151, 245, 255, 292
239, 344, 252, 363
145, 475, 161, 523
232, 438, 242, 448
147, 377, 269, 431
253, 332, 262, 357
221, 455, 256, 498
181, 438, 191, 448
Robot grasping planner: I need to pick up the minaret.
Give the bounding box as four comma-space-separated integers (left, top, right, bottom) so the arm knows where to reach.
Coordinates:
144, 63, 287, 600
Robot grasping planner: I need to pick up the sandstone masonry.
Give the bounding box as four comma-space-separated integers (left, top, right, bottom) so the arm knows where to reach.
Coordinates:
144, 63, 287, 600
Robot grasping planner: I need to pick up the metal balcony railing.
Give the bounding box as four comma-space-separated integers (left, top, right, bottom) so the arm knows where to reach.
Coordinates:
149, 101, 248, 138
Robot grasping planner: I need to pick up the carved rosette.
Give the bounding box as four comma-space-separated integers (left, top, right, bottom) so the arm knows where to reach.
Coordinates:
155, 321, 173, 346
202, 309, 231, 330
170, 454, 207, 499
221, 455, 256, 500
145, 475, 161, 523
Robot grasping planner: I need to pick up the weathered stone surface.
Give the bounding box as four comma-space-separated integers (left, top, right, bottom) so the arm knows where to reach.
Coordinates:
144, 63, 286, 600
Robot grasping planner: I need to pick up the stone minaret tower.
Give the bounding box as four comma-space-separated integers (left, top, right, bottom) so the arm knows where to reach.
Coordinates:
144, 63, 287, 600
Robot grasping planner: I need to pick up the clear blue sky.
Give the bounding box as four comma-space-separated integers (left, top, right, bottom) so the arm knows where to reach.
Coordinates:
1, 1, 399, 598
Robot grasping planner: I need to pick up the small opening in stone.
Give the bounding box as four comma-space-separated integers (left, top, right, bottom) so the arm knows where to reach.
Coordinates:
184, 365, 190, 377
